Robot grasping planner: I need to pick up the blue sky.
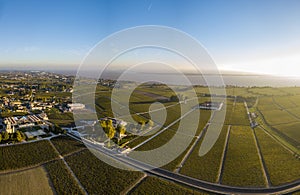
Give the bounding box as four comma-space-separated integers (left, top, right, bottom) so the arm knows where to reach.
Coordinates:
0, 0, 300, 75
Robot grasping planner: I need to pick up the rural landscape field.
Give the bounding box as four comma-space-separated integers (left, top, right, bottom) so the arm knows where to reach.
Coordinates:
1, 72, 299, 194
1, 0, 300, 194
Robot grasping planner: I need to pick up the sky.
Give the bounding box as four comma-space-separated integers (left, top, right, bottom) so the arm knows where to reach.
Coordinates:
0, 0, 300, 76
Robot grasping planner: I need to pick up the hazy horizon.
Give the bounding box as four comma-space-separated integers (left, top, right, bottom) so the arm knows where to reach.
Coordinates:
0, 0, 300, 77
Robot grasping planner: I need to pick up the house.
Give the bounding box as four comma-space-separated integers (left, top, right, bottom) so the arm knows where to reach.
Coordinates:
38, 113, 49, 120
68, 103, 85, 111
101, 117, 127, 128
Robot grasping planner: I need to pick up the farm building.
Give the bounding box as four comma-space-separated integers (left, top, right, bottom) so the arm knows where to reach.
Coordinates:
197, 101, 223, 110
2, 113, 49, 133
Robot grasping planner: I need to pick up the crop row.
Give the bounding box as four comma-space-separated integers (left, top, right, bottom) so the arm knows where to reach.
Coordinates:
0, 140, 58, 171
130, 176, 209, 195
255, 128, 300, 186
221, 126, 265, 187
180, 125, 228, 182
65, 150, 143, 194
50, 135, 86, 156
44, 160, 84, 194
228, 103, 249, 126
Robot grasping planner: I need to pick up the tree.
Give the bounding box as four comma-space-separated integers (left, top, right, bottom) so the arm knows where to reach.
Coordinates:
1, 132, 9, 141
148, 120, 154, 129
116, 124, 126, 135
169, 95, 179, 102
16, 131, 23, 142
0, 133, 2, 143
138, 121, 145, 131
107, 125, 115, 139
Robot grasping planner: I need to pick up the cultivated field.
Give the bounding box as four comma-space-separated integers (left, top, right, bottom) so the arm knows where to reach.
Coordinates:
180, 125, 229, 182
0, 166, 54, 195
65, 150, 144, 194
255, 128, 300, 186
45, 160, 84, 194
221, 126, 265, 187
130, 176, 209, 195
50, 135, 86, 156
0, 140, 58, 171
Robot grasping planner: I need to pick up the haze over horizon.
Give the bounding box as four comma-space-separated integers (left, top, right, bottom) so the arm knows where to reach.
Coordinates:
0, 0, 300, 76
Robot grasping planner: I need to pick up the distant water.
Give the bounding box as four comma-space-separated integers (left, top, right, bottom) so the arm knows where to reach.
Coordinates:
2, 68, 299, 87
189, 74, 300, 87
47, 69, 300, 87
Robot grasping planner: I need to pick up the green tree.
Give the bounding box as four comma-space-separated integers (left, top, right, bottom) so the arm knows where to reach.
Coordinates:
148, 120, 154, 128
107, 125, 115, 139
116, 125, 126, 135
1, 131, 9, 141
16, 131, 23, 142
138, 121, 145, 130
0, 133, 2, 143
169, 95, 179, 102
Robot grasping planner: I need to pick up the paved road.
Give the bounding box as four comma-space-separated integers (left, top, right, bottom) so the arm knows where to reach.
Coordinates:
68, 133, 300, 195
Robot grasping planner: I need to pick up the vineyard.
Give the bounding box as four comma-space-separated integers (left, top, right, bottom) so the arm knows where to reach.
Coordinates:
255, 128, 300, 186
50, 135, 86, 156
45, 160, 84, 194
180, 125, 228, 182
221, 126, 265, 187
0, 140, 58, 171
130, 176, 208, 195
65, 150, 143, 194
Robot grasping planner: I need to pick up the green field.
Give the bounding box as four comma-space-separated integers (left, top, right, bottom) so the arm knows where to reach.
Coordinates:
248, 87, 286, 96
273, 96, 296, 109
221, 126, 265, 187
130, 176, 209, 195
287, 108, 300, 118
0, 140, 58, 171
0, 166, 54, 195
50, 135, 86, 156
2, 81, 300, 193
257, 97, 278, 111
46, 108, 75, 127
180, 125, 229, 182
274, 122, 300, 144
45, 160, 84, 194
228, 103, 249, 126
65, 150, 144, 194
255, 128, 300, 186
254, 95, 300, 150
261, 109, 298, 125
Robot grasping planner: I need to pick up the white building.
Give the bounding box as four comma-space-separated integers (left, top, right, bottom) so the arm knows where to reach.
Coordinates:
68, 103, 85, 111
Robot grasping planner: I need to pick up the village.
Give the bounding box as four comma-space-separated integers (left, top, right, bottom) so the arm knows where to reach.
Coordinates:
0, 71, 74, 143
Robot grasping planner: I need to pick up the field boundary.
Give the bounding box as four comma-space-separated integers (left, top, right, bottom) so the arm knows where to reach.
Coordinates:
130, 108, 196, 151
120, 174, 147, 195
254, 104, 299, 155
174, 123, 209, 173
48, 141, 88, 195
216, 125, 231, 184
252, 128, 271, 187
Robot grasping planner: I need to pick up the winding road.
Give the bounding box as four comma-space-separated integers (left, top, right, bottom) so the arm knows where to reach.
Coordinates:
68, 133, 300, 195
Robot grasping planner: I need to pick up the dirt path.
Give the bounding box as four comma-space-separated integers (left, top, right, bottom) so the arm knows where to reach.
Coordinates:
252, 129, 271, 187
48, 141, 88, 195
216, 125, 231, 184
120, 174, 147, 195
